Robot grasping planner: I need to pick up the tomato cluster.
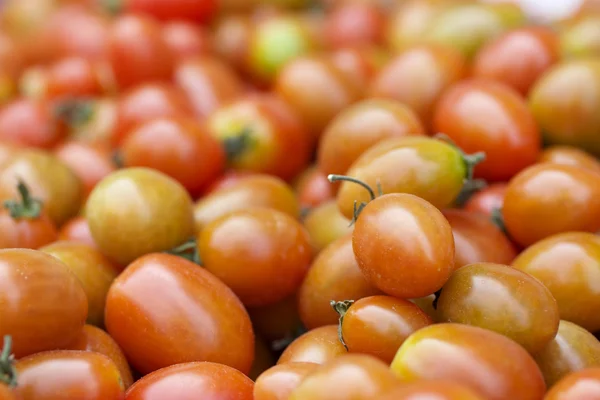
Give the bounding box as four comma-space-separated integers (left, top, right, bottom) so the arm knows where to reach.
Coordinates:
1, 0, 600, 399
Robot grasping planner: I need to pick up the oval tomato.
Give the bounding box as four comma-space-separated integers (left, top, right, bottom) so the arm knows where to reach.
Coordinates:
463, 183, 507, 218
278, 325, 346, 365
545, 368, 600, 400
324, 2, 384, 49
302, 201, 352, 253
538, 145, 600, 173
375, 380, 486, 400
58, 216, 96, 248
254, 362, 318, 400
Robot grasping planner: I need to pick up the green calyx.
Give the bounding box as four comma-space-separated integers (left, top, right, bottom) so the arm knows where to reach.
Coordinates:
490, 207, 508, 235
330, 300, 354, 351
327, 175, 383, 225
101, 0, 123, 15
54, 99, 95, 128
434, 133, 486, 181
0, 336, 17, 388
454, 178, 488, 208
165, 237, 202, 265
222, 127, 254, 163
3, 180, 43, 220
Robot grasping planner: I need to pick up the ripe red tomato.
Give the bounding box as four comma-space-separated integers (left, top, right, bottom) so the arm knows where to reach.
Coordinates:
303, 201, 352, 253
463, 182, 507, 218
58, 216, 96, 248
212, 14, 252, 72
328, 46, 387, 93
254, 362, 319, 400
294, 166, 334, 210
324, 2, 385, 49
278, 325, 346, 365
539, 145, 600, 173
162, 22, 211, 62
118, 0, 217, 24
545, 368, 600, 400
374, 380, 486, 400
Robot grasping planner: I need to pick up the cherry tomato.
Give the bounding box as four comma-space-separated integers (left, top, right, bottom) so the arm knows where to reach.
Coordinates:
125, 362, 254, 400
472, 27, 559, 95
433, 79, 541, 182
391, 323, 546, 400
370, 44, 467, 130
68, 97, 118, 146
278, 325, 346, 365
203, 170, 257, 195
254, 362, 318, 400
560, 15, 600, 59
324, 2, 384, 49
328, 46, 387, 93
162, 22, 211, 62
118, 0, 217, 24
0, 249, 87, 358
303, 201, 353, 253
503, 164, 600, 247
58, 216, 96, 248
385, 0, 440, 51
85, 168, 194, 266
512, 232, 600, 332
15, 350, 123, 400
248, 294, 302, 343
294, 166, 333, 210
463, 183, 507, 218
545, 368, 600, 400
374, 380, 486, 400
318, 99, 426, 181
212, 14, 252, 72
539, 145, 600, 173
105, 253, 254, 375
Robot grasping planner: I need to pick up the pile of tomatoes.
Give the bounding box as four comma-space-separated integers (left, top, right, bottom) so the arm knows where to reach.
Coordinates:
2, 0, 600, 398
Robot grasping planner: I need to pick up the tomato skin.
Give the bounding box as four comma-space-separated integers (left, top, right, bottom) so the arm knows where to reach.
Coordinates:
123, 0, 217, 24
329, 46, 387, 93
539, 146, 600, 173
391, 323, 546, 400
212, 15, 252, 72
254, 362, 318, 400
294, 167, 333, 210
0, 385, 15, 400
545, 368, 600, 400
0, 99, 66, 149
0, 207, 57, 250
385, 0, 439, 51
433, 79, 541, 182
248, 294, 302, 343
303, 201, 352, 253
318, 99, 426, 180
85, 168, 194, 266
162, 22, 211, 62
105, 253, 254, 375
324, 2, 384, 49
278, 325, 346, 365
58, 216, 96, 248
463, 183, 507, 218
374, 380, 486, 400
503, 164, 600, 247
125, 362, 254, 400
0, 249, 88, 358
203, 170, 257, 196
560, 15, 600, 59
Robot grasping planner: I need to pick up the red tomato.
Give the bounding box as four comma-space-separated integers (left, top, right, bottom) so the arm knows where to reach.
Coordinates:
375, 380, 485, 400
211, 14, 252, 72
278, 325, 346, 365
58, 216, 96, 248
119, 0, 217, 24
329, 46, 387, 93
463, 183, 507, 218
324, 2, 385, 49
254, 362, 319, 400
162, 22, 211, 62
294, 166, 334, 210
545, 368, 600, 400
539, 145, 600, 174
203, 170, 257, 195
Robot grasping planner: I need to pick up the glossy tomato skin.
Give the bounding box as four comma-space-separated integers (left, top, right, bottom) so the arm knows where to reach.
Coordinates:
58, 216, 96, 248
539, 145, 600, 173
278, 325, 346, 365
433, 79, 541, 182
294, 166, 333, 210
463, 182, 507, 217
503, 164, 600, 247
318, 99, 425, 180
545, 368, 600, 400
0, 249, 87, 358
0, 99, 66, 149
105, 253, 254, 375
125, 362, 254, 400
199, 208, 312, 307
353, 193, 455, 299
123, 0, 217, 24
324, 2, 384, 49
85, 168, 194, 266
374, 380, 486, 400
472, 27, 559, 95
0, 207, 57, 249
254, 362, 318, 400
161, 22, 211, 62
391, 323, 546, 400
303, 201, 352, 253
512, 232, 600, 332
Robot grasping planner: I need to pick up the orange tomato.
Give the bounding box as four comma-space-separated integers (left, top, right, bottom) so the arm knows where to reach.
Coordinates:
545, 368, 600, 400
278, 325, 346, 365
254, 362, 318, 400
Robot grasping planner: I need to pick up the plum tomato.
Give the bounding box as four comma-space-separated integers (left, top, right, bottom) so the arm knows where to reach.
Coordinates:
298, 234, 380, 330
512, 232, 600, 332
539, 145, 600, 173
125, 362, 254, 400
529, 60, 600, 157
545, 368, 600, 400
0, 249, 87, 358
288, 354, 400, 400
302, 201, 352, 253
352, 192, 455, 299
374, 380, 486, 400
294, 166, 334, 210
85, 168, 194, 266
369, 44, 467, 130
105, 253, 254, 375
198, 207, 312, 307
391, 323, 546, 400
162, 22, 211, 62
560, 15, 600, 59
502, 164, 600, 247
116, 0, 217, 24
335, 295, 432, 363
324, 2, 384, 49
317, 99, 426, 181
433, 79, 541, 182
436, 262, 560, 354
472, 26, 559, 95
463, 182, 507, 218
248, 294, 302, 343
254, 362, 318, 400
58, 216, 96, 248
15, 350, 124, 400
278, 325, 346, 365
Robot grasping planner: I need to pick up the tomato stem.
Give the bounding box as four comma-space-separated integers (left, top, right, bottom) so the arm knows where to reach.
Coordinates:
165, 237, 202, 265
330, 300, 354, 351
0, 336, 17, 388
54, 99, 95, 128
433, 133, 486, 180
222, 127, 254, 163
327, 175, 376, 201
490, 207, 508, 235
3, 180, 42, 220
454, 179, 487, 207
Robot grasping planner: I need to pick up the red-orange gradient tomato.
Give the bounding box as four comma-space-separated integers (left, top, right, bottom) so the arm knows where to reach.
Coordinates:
254, 362, 319, 400
120, 0, 218, 24
374, 381, 485, 400
58, 216, 96, 248
538, 145, 600, 173
278, 325, 347, 365
545, 368, 600, 400
162, 22, 211, 62
463, 183, 507, 218
324, 2, 385, 49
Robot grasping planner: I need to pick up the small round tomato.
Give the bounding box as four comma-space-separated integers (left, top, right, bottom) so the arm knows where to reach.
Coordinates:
162, 22, 211, 62
85, 168, 194, 266
391, 323, 546, 400
117, 0, 217, 24
254, 362, 318, 400
433, 79, 541, 182
512, 232, 600, 332
545, 368, 600, 400
248, 294, 302, 343
374, 380, 486, 400
318, 99, 425, 180
384, 0, 439, 51
539, 145, 600, 173
560, 15, 600, 59
369, 44, 467, 130
329, 46, 387, 93
125, 362, 254, 400
324, 2, 384, 49
298, 234, 380, 330
294, 166, 333, 210
212, 14, 252, 72
0, 249, 87, 358
65, 324, 134, 389
472, 27, 559, 95
203, 170, 257, 195
463, 183, 507, 218
105, 253, 254, 375
303, 201, 352, 253
58, 216, 96, 247
108, 14, 173, 89
503, 164, 600, 247
278, 325, 346, 365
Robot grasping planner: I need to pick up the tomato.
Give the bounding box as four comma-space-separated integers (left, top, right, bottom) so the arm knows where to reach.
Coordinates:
0, 249, 87, 358
15, 350, 123, 400
512, 232, 600, 332
0, 33, 24, 81
0, 99, 67, 149
162, 22, 211, 62
194, 174, 299, 233
212, 15, 252, 72
303, 201, 352, 253
278, 325, 346, 365
473, 27, 559, 96
254, 362, 318, 400
0, 385, 15, 400
117, 0, 217, 24
443, 209, 517, 268
108, 14, 173, 90
328, 46, 387, 92
391, 323, 546, 400
324, 2, 384, 49
65, 325, 134, 389
248, 294, 302, 343
58, 216, 96, 248
105, 253, 254, 375
374, 380, 486, 400
318, 99, 425, 181
463, 183, 507, 218
0, 149, 82, 226
545, 368, 600, 400
369, 44, 467, 130
294, 166, 333, 210
125, 362, 254, 400
203, 170, 257, 195
385, 0, 440, 51
121, 117, 225, 195
560, 15, 600, 59
174, 56, 244, 119
529, 60, 600, 157
298, 234, 380, 330
289, 354, 400, 400
274, 56, 362, 141
85, 168, 194, 266
539, 145, 600, 173
206, 94, 311, 180
67, 97, 117, 146
503, 164, 600, 247
433, 79, 541, 182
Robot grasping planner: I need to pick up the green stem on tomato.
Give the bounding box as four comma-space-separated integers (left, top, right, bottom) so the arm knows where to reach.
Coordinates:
54, 99, 95, 129
165, 237, 202, 265
222, 127, 254, 164
3, 180, 42, 220
330, 300, 354, 351
433, 132, 486, 181
490, 207, 508, 236
327, 174, 380, 223
454, 179, 488, 208
0, 336, 17, 388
